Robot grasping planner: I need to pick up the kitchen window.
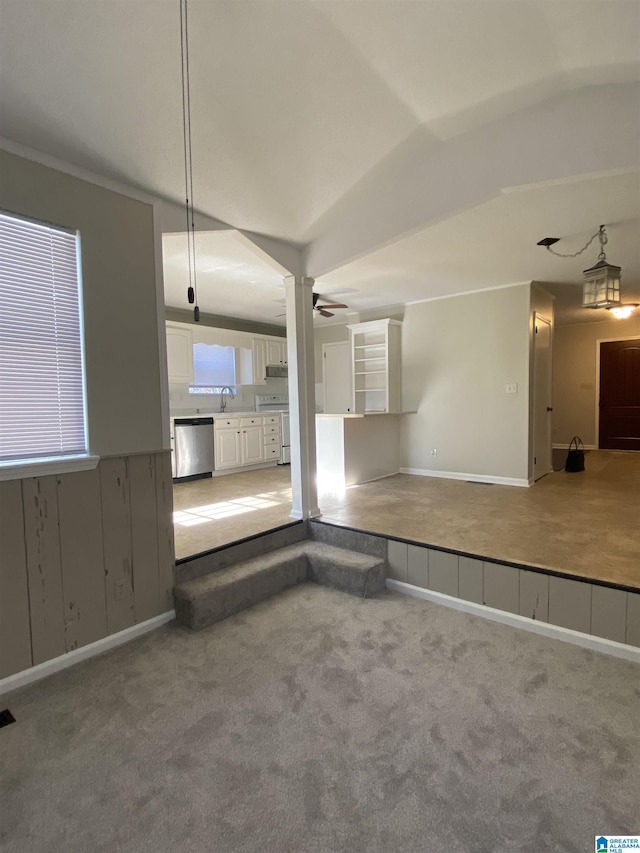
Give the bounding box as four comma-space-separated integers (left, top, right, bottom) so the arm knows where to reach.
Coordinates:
189, 343, 236, 395
0, 210, 95, 480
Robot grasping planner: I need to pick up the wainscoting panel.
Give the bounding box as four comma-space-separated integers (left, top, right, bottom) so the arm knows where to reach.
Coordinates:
1, 452, 175, 681
129, 454, 161, 623
100, 457, 136, 636
57, 467, 108, 651
155, 452, 176, 615
483, 562, 519, 614
22, 475, 66, 664
407, 544, 429, 588
548, 576, 592, 634
0, 479, 32, 678
591, 585, 627, 644
458, 556, 483, 604
428, 550, 459, 597
386, 540, 408, 582
627, 594, 640, 647
518, 570, 549, 623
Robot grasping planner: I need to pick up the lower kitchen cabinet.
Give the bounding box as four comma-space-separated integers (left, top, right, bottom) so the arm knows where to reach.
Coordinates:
214, 419, 273, 470
241, 425, 264, 465
214, 426, 242, 469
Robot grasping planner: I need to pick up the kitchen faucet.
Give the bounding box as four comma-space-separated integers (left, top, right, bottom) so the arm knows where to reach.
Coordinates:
219, 386, 235, 413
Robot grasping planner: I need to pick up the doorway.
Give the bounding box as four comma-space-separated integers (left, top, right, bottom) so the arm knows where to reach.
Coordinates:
533, 313, 553, 480
598, 338, 640, 450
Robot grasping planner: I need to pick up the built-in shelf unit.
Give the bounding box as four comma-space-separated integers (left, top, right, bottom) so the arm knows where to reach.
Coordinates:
348, 319, 402, 413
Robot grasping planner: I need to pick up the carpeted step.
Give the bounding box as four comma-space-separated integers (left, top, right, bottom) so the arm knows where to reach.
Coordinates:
174, 541, 387, 631
174, 543, 309, 631
305, 541, 386, 598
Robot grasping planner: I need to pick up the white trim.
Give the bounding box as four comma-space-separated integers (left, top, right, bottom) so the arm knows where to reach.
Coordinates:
100, 449, 169, 460
553, 443, 596, 450
404, 280, 530, 308
153, 200, 171, 451
0, 454, 100, 482
386, 580, 640, 664
532, 312, 553, 482
399, 467, 530, 488
595, 335, 640, 450
0, 611, 175, 697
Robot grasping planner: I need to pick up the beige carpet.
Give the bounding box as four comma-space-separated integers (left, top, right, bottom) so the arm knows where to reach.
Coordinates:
1, 586, 638, 852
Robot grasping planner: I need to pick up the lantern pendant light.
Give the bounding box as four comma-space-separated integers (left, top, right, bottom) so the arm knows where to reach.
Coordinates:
581, 226, 621, 310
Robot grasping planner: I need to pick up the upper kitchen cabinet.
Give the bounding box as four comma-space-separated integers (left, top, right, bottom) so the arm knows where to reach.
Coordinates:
349, 319, 402, 413
252, 338, 267, 385
166, 324, 193, 384
251, 336, 287, 384
266, 339, 287, 366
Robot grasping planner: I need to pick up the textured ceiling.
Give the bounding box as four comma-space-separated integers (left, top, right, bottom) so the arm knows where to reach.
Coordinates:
1, 0, 639, 325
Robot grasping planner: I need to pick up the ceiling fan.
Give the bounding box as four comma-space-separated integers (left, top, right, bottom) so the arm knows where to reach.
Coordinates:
313, 292, 348, 318
276, 292, 349, 318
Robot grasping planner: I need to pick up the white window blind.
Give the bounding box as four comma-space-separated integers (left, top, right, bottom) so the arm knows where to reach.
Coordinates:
0, 211, 87, 464
191, 343, 236, 393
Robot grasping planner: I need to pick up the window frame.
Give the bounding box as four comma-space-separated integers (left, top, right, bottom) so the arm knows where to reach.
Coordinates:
0, 209, 98, 482
188, 341, 237, 396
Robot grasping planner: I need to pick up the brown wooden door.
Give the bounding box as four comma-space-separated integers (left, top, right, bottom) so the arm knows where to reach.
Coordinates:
599, 339, 640, 450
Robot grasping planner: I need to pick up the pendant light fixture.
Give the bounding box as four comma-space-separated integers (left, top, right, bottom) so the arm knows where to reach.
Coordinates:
580, 226, 621, 309
537, 225, 636, 318
180, 0, 199, 322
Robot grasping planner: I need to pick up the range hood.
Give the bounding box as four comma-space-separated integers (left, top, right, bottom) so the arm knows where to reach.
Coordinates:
266, 364, 288, 378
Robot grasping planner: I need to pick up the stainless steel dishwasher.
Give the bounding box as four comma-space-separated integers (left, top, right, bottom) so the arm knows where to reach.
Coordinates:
173, 417, 215, 481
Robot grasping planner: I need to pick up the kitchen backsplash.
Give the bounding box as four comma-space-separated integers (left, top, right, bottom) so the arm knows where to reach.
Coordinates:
169, 378, 288, 415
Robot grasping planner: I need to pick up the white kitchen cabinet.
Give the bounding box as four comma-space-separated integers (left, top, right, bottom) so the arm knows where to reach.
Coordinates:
241, 425, 264, 465
166, 325, 193, 384
252, 338, 267, 385
214, 417, 273, 470
266, 339, 287, 366
214, 425, 242, 470
349, 319, 402, 413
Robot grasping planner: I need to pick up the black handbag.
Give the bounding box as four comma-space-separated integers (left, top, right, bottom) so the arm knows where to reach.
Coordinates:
565, 436, 585, 472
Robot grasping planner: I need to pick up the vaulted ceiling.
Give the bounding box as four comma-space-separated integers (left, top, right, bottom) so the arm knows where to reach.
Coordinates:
1, 0, 639, 325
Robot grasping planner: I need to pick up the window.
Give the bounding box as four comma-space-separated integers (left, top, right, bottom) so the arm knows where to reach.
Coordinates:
0, 210, 90, 475
189, 343, 236, 395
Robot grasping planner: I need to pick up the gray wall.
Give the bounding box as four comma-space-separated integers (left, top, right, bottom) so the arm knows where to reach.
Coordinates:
552, 315, 640, 447
0, 152, 172, 682
399, 285, 531, 482
1, 150, 164, 456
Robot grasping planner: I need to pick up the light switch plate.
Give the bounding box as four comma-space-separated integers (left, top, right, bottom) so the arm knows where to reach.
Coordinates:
506, 383, 518, 394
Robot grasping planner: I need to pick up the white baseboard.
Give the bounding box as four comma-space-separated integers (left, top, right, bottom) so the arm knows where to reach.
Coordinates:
553, 443, 596, 450
386, 580, 640, 663
399, 467, 530, 488
0, 611, 175, 697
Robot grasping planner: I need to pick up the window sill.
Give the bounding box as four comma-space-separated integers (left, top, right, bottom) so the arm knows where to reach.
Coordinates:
0, 455, 100, 482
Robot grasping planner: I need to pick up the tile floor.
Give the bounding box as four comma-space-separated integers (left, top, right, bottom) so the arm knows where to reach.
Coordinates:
172, 451, 640, 590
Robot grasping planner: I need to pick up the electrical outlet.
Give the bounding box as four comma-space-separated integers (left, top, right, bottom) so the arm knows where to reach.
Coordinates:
114, 580, 128, 601
430, 448, 437, 457
506, 383, 518, 395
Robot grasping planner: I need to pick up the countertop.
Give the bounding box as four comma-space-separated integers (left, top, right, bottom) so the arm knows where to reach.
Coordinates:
170, 411, 277, 422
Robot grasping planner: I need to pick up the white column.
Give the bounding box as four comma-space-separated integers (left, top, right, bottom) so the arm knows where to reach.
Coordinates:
284, 275, 320, 520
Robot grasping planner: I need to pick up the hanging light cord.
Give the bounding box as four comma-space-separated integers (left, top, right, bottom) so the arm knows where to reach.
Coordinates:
180, 0, 199, 321
546, 225, 608, 260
